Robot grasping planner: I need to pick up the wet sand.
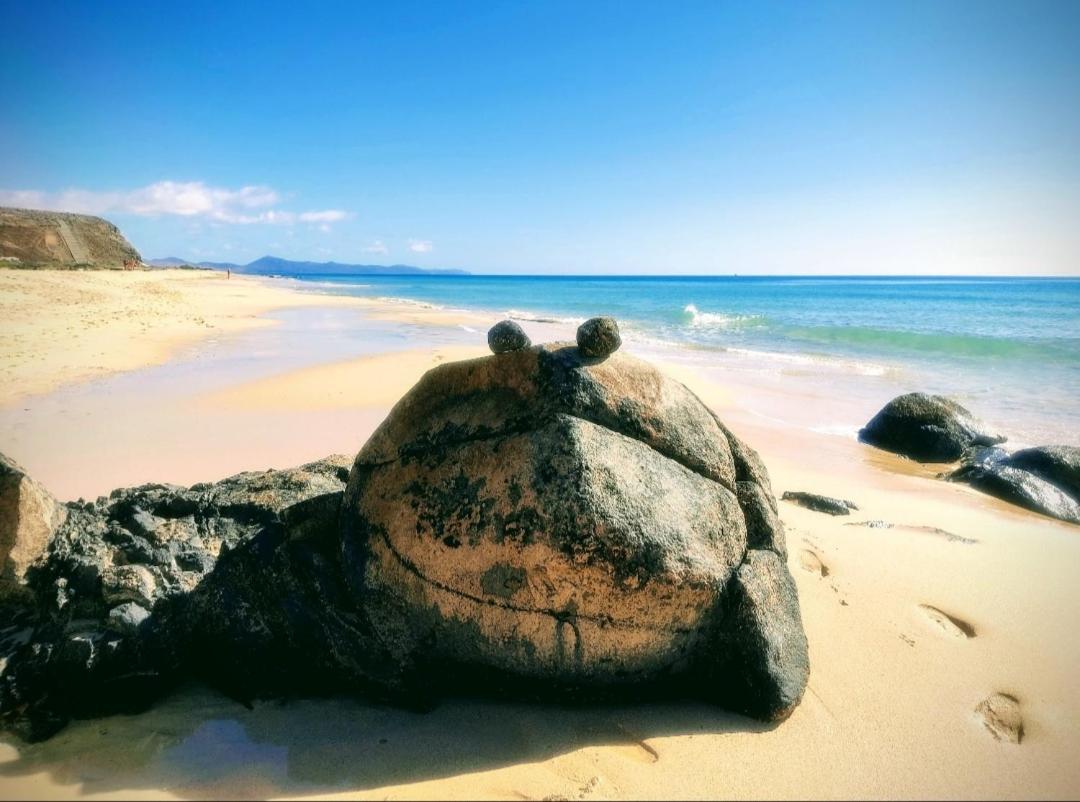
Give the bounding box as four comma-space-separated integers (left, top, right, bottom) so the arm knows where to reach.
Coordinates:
1, 270, 1078, 799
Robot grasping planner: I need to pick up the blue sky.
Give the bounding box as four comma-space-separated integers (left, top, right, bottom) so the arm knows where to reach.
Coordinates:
2, 1, 1078, 274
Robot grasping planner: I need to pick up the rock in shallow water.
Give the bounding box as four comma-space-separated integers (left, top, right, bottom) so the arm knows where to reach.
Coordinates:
1006, 445, 1080, 500
576, 316, 621, 358
487, 320, 531, 354
946, 446, 1080, 525
859, 393, 1005, 463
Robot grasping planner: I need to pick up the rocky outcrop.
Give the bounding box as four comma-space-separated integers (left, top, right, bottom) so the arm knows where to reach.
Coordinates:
781, 491, 858, 516
0, 455, 352, 740
0, 335, 810, 740
859, 393, 1005, 462
946, 447, 1080, 525
341, 342, 806, 720
0, 207, 141, 268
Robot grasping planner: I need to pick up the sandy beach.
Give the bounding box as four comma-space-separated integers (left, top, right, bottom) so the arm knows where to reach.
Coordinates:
1, 270, 1078, 800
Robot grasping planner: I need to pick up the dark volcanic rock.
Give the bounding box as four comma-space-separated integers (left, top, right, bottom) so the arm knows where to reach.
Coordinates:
946, 447, 1080, 525
0, 455, 352, 740
576, 316, 622, 358
487, 320, 531, 354
1006, 446, 1080, 500
859, 393, 1005, 462
781, 491, 858, 516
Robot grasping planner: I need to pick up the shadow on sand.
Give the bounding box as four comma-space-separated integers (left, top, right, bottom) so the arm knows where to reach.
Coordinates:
0, 684, 770, 798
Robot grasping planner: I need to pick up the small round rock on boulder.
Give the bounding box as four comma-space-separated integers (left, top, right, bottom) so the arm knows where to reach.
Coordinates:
487, 320, 531, 354
576, 316, 622, 358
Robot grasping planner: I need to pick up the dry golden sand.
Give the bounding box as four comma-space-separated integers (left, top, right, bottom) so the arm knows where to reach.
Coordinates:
0, 269, 374, 405
0, 270, 1078, 799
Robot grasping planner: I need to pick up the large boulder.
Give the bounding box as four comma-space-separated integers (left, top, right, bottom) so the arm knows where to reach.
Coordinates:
859, 393, 1006, 462
341, 343, 807, 719
946, 447, 1080, 525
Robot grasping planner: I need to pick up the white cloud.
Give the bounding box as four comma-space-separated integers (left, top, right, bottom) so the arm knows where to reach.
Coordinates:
363, 240, 389, 255
409, 239, 433, 253
299, 209, 348, 223
0, 182, 348, 227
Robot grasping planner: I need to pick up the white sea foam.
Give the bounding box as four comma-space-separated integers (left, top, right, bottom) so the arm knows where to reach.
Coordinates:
505, 309, 584, 325
809, 423, 862, 439
370, 295, 446, 310
682, 304, 760, 329
724, 347, 889, 377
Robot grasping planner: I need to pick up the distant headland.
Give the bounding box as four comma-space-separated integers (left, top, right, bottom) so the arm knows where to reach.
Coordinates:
0, 207, 142, 269
0, 205, 468, 276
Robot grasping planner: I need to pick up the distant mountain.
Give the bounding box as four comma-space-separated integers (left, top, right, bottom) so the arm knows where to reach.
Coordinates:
147, 256, 193, 267
148, 254, 467, 276
148, 257, 243, 269
241, 255, 468, 276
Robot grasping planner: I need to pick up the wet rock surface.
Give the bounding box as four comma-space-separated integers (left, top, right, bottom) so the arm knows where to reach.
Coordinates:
487, 320, 531, 354
860, 394, 1079, 523
859, 393, 1005, 462
1006, 445, 1080, 500
946, 447, 1080, 524
781, 491, 858, 516
0, 334, 809, 740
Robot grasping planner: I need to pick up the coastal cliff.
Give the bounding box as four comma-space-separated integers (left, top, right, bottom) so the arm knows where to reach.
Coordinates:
0, 207, 141, 269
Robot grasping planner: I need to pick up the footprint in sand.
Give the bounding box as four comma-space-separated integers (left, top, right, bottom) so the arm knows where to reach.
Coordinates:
918, 604, 977, 639
798, 549, 829, 577
613, 738, 659, 765
975, 692, 1024, 744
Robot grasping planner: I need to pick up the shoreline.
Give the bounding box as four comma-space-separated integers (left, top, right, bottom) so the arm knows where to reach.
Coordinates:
1, 269, 1078, 799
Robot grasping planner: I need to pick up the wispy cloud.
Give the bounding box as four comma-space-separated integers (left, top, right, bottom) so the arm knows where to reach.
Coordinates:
0, 181, 348, 227
299, 209, 349, 223
409, 239, 433, 253
363, 239, 389, 255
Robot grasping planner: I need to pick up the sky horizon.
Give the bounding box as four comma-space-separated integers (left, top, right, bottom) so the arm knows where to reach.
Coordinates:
2, 1, 1079, 276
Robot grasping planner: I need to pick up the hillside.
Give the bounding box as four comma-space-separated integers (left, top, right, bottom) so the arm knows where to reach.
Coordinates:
0, 207, 141, 268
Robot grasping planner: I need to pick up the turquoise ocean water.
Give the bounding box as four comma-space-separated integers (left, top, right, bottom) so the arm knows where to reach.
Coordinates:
287, 274, 1079, 447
